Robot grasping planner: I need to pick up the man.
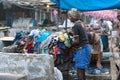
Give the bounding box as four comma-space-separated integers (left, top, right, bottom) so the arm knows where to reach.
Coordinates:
117, 14, 120, 50
68, 8, 91, 80
87, 28, 103, 69
100, 20, 111, 52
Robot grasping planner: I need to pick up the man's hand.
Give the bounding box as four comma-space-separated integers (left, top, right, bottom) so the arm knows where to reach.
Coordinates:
72, 35, 79, 46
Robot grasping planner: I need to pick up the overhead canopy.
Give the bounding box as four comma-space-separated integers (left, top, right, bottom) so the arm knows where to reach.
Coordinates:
51, 0, 120, 11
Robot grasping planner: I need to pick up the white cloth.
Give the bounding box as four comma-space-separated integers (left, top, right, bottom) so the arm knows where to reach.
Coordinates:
59, 19, 74, 28
54, 67, 63, 80
100, 38, 103, 52
90, 18, 98, 25
29, 29, 40, 37
40, 32, 59, 49
29, 29, 41, 41
111, 31, 117, 38
101, 20, 112, 35
105, 20, 113, 30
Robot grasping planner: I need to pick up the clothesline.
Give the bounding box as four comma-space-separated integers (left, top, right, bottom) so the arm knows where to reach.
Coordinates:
84, 10, 117, 21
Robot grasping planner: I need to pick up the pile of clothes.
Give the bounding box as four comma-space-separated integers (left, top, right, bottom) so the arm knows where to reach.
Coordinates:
13, 31, 30, 53
13, 29, 73, 54
12, 28, 76, 67
13, 29, 75, 66
35, 29, 74, 65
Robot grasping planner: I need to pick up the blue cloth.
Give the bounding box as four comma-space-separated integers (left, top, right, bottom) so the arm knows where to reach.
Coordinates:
57, 42, 66, 49
34, 42, 41, 54
51, 0, 120, 11
36, 32, 51, 43
33, 20, 37, 27
101, 36, 109, 51
30, 48, 34, 53
58, 54, 66, 59
44, 49, 49, 54
75, 45, 91, 69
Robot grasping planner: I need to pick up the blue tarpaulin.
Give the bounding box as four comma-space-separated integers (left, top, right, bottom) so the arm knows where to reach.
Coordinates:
51, 0, 120, 11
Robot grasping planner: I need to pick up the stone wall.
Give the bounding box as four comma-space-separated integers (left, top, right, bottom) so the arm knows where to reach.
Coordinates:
0, 53, 55, 80
0, 31, 5, 50
2, 45, 17, 53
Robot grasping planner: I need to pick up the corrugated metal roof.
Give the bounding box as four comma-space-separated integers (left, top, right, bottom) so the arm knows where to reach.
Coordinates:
0, 0, 55, 6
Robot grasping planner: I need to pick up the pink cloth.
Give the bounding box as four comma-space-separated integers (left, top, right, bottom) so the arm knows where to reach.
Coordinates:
53, 47, 59, 56
84, 10, 117, 20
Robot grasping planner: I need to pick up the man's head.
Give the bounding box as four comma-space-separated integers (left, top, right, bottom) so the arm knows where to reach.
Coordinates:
68, 8, 80, 22
117, 14, 120, 21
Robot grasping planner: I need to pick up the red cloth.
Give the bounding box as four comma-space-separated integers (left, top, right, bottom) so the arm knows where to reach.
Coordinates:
53, 47, 59, 56
27, 41, 33, 53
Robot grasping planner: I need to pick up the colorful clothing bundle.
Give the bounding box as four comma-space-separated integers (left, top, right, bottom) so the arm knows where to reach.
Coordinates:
13, 29, 73, 63
13, 31, 29, 53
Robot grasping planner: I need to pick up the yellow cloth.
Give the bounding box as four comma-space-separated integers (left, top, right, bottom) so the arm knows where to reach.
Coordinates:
59, 32, 65, 42
64, 33, 71, 48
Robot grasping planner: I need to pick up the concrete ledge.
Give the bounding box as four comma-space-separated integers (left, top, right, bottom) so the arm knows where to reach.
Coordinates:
0, 37, 14, 41
0, 53, 54, 80
0, 73, 27, 80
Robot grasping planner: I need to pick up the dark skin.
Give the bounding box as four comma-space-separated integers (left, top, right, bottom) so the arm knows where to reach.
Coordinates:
68, 16, 80, 45
117, 16, 120, 35
116, 15, 120, 51
69, 16, 86, 80
117, 15, 120, 21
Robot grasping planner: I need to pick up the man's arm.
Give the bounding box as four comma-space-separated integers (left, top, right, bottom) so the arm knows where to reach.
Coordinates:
72, 23, 83, 46
72, 35, 79, 46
